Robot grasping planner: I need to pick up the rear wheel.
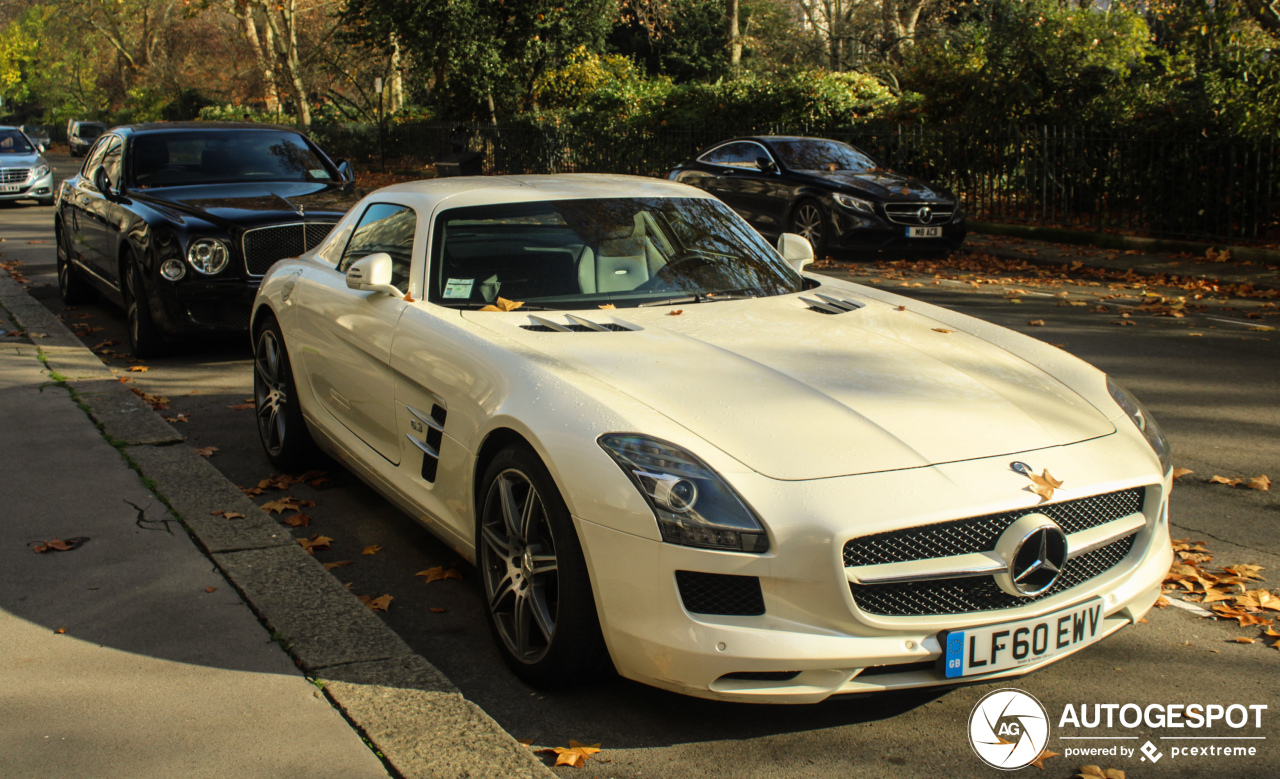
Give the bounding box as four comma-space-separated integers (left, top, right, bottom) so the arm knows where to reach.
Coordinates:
56, 222, 94, 305
253, 318, 318, 470
790, 199, 828, 253
123, 253, 165, 358
478, 445, 610, 687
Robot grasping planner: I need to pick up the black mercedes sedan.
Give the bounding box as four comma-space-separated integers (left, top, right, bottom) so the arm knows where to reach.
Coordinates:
54, 122, 360, 357
668, 135, 966, 254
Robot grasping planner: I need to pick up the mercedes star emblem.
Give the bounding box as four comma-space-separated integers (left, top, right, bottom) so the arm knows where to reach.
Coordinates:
916, 205, 933, 224
993, 514, 1069, 597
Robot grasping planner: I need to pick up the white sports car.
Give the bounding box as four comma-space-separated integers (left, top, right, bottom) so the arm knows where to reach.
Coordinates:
251, 174, 1173, 703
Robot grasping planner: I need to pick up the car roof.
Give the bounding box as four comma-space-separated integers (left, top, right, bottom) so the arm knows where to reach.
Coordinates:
115, 121, 303, 135
367, 174, 715, 213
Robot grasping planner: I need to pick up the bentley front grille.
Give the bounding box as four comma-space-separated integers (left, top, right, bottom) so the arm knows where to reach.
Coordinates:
883, 202, 954, 226
850, 535, 1136, 616
242, 222, 336, 276
1, 168, 31, 184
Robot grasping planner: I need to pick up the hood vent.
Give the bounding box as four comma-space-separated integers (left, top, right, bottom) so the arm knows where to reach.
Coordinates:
521, 314, 633, 332
801, 293, 865, 315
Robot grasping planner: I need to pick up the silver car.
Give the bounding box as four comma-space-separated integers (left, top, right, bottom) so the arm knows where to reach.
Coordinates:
0, 127, 54, 206
20, 124, 50, 150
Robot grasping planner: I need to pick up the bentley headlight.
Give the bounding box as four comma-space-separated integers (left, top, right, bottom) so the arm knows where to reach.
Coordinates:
187, 238, 230, 275
833, 194, 875, 215
1107, 377, 1172, 475
599, 434, 769, 553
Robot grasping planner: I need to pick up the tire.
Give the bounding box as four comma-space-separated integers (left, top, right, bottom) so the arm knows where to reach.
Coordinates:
790, 199, 828, 253
477, 445, 610, 687
253, 317, 319, 471
123, 253, 165, 358
56, 222, 94, 305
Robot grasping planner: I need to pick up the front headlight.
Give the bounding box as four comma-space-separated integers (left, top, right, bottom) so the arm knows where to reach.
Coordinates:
833, 193, 876, 215
1107, 377, 1172, 475
598, 434, 769, 553
187, 238, 231, 275
33, 164, 50, 178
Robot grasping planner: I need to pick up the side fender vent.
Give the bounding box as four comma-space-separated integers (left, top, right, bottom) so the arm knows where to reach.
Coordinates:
801, 293, 865, 315
520, 314, 633, 332
407, 403, 447, 483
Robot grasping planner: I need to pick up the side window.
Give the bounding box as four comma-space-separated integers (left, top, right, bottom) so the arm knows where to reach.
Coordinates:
699, 142, 767, 169
101, 138, 124, 191
82, 139, 110, 181
338, 203, 416, 290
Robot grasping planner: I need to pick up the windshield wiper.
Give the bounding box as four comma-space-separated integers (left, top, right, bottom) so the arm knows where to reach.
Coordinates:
638, 290, 759, 307
638, 295, 707, 307
447, 301, 557, 311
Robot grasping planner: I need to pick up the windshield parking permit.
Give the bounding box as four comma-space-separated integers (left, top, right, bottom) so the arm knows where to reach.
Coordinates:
444, 278, 475, 299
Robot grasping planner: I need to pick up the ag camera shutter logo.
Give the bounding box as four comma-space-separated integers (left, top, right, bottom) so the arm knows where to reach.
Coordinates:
968, 689, 1051, 770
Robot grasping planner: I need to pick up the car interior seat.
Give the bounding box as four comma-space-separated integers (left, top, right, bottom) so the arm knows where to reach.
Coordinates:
578, 212, 667, 294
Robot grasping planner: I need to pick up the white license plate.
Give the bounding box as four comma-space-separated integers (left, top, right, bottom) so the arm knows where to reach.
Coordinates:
939, 597, 1106, 678
0, 184, 20, 193
907, 226, 942, 238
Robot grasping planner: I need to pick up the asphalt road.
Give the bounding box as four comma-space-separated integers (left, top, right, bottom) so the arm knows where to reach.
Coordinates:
3, 157, 1277, 777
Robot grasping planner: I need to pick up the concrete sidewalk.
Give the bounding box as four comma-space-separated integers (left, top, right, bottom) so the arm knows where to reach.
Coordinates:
0, 312, 392, 778
0, 272, 553, 779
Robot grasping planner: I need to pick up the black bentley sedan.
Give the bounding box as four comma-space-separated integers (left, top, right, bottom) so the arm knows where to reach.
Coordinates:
54, 122, 359, 357
668, 136, 966, 254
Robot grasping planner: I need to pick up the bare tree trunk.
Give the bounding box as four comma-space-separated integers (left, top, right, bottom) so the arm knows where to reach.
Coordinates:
882, 0, 928, 62
726, 0, 742, 67
390, 33, 404, 114
232, 0, 280, 112
257, 0, 311, 130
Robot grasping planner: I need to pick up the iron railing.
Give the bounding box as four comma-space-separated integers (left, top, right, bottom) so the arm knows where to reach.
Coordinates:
310, 121, 1280, 243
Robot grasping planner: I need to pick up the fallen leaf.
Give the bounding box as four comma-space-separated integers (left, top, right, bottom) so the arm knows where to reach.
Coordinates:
1246, 475, 1271, 491
537, 741, 602, 769
358, 594, 393, 612
429, 607, 446, 613
210, 510, 224, 516
194, 446, 219, 458
205, 587, 217, 593
54, 627, 67, 634
1029, 749, 1059, 770
261, 497, 315, 514
478, 297, 524, 312
229, 402, 256, 411
668, 309, 683, 316
162, 414, 189, 423
1209, 475, 1243, 487
416, 565, 464, 583
297, 535, 333, 554
1027, 319, 1045, 326
223, 512, 245, 520
932, 327, 954, 334
1234, 637, 1256, 644
33, 537, 78, 553
362, 544, 383, 555
403, 292, 415, 302
283, 513, 312, 527
1077, 767, 1105, 778
1172, 467, 1194, 479
1155, 595, 1170, 608
323, 560, 354, 570
598, 303, 616, 309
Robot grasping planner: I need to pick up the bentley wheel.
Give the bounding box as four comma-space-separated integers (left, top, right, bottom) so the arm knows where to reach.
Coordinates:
790, 199, 828, 252
56, 223, 93, 305
253, 318, 318, 470
478, 446, 609, 686
123, 254, 165, 358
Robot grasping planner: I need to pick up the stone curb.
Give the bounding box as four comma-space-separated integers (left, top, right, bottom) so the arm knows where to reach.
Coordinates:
0, 272, 554, 779
970, 220, 1280, 267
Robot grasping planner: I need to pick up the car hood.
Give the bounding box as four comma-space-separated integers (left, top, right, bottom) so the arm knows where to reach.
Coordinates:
798, 169, 948, 201
131, 182, 357, 227
464, 293, 1114, 480
1, 153, 47, 168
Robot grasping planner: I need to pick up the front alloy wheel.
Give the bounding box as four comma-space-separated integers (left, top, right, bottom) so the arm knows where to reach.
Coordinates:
253, 320, 317, 470
791, 200, 827, 251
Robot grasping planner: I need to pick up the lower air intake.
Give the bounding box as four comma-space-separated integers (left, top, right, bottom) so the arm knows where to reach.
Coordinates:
676, 571, 765, 616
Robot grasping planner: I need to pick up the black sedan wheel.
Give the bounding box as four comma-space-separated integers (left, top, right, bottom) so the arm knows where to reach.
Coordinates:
254, 319, 318, 470
478, 445, 609, 686
56, 223, 93, 305
123, 254, 165, 358
790, 199, 828, 252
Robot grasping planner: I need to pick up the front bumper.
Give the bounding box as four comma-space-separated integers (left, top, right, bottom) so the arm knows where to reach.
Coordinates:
0, 170, 54, 203
828, 199, 967, 252
150, 276, 260, 336
576, 434, 1171, 703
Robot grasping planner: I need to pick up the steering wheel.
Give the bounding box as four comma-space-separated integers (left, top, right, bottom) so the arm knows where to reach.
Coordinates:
655, 252, 718, 282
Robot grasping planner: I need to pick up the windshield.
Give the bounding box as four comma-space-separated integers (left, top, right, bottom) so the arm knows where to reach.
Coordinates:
76, 124, 105, 139
21, 125, 47, 137
0, 130, 35, 154
429, 197, 802, 309
772, 139, 880, 173
130, 130, 334, 188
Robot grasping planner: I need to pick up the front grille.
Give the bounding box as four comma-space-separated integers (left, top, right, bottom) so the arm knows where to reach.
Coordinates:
242, 222, 336, 276
1, 168, 31, 184
520, 323, 631, 332
186, 300, 251, 328
883, 202, 954, 226
843, 488, 1145, 568
676, 571, 765, 616
850, 534, 1136, 616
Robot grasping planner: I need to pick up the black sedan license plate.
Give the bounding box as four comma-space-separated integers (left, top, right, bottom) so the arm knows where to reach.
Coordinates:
939, 597, 1106, 678
906, 226, 942, 238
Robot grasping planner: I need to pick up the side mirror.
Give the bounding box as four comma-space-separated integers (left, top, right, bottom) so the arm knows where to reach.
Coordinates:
756, 156, 777, 174
777, 233, 814, 273
345, 253, 402, 296
36, 143, 46, 154
93, 166, 113, 196
336, 160, 355, 185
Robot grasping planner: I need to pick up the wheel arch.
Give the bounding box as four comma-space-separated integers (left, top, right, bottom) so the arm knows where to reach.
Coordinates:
472, 427, 539, 527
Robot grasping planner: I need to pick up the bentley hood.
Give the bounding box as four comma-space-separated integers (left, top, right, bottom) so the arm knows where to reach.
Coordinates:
132, 182, 357, 227
465, 293, 1115, 481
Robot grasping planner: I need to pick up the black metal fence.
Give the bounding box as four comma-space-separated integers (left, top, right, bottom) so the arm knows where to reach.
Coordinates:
311, 121, 1280, 244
